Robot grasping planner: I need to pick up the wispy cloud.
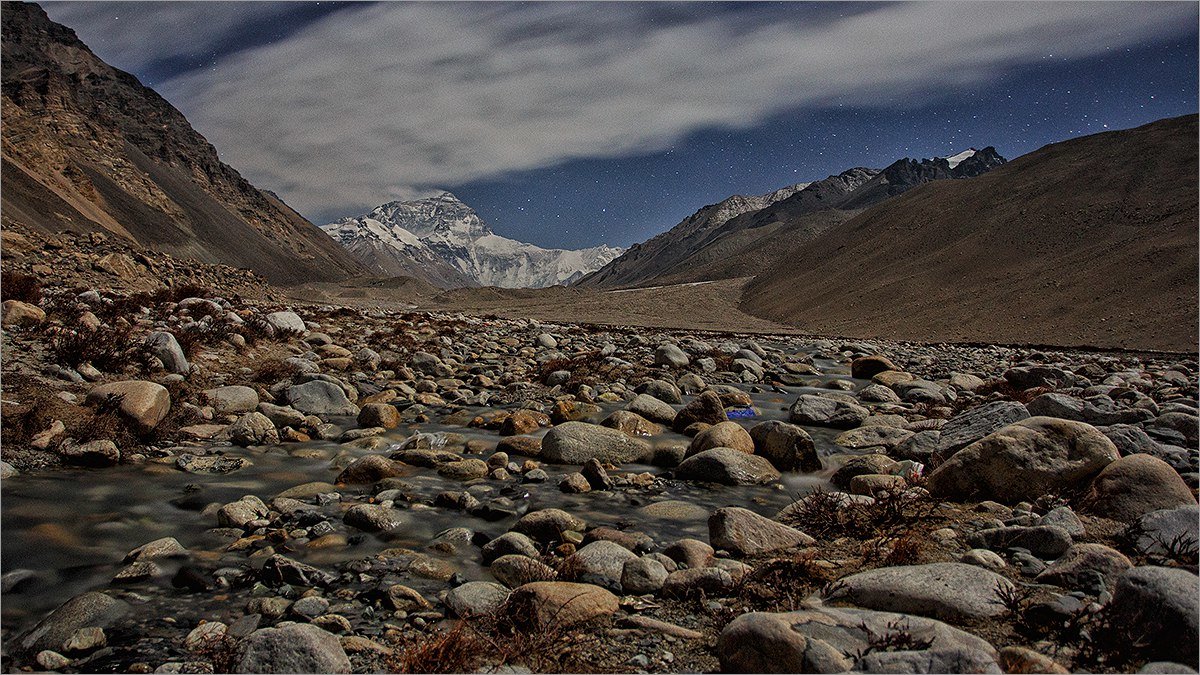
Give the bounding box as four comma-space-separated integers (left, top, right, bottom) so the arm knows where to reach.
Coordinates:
44, 1, 1198, 221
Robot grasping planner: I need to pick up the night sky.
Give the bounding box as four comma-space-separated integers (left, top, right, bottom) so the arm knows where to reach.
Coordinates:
43, 2, 1200, 250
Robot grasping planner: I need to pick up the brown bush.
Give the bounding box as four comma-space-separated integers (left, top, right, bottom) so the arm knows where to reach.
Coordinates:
48, 324, 151, 373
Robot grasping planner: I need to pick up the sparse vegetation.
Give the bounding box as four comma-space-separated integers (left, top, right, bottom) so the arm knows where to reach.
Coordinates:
1, 270, 43, 304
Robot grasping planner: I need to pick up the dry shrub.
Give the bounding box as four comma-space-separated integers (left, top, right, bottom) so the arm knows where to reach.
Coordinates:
250, 358, 303, 385
704, 348, 735, 373
48, 324, 151, 373
537, 350, 623, 387
175, 322, 233, 357
736, 549, 835, 612
1, 270, 42, 304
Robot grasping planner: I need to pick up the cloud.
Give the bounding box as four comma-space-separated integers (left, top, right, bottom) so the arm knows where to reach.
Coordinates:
43, 2, 1200, 221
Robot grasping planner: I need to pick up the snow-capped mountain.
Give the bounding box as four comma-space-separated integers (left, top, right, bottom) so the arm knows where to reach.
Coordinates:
322, 192, 624, 288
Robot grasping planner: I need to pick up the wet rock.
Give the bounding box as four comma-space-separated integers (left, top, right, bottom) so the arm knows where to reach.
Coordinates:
541, 422, 650, 465
506, 581, 619, 629
0, 461, 17, 479
125, 537, 187, 562
935, 401, 1030, 457
637, 379, 683, 404
236, 623, 349, 673
926, 417, 1119, 503
386, 584, 432, 611
967, 525, 1073, 559
580, 458, 612, 490
512, 508, 586, 544
749, 420, 820, 472
19, 591, 129, 654
336, 455, 407, 484
482, 532, 539, 564
36, 650, 70, 670
558, 472, 591, 493
260, 555, 336, 588
625, 394, 677, 425
1, 299, 45, 327
560, 540, 638, 592
446, 581, 510, 617
688, 421, 754, 457
500, 410, 547, 436
343, 503, 403, 532
830, 454, 899, 489
621, 557, 669, 594
229, 412, 280, 447
357, 403, 400, 429
1005, 365, 1072, 390
87, 380, 171, 432
1105, 566, 1200, 668
1081, 453, 1196, 523
1036, 543, 1132, 591
60, 439, 120, 467
201, 385, 258, 414
218, 496, 269, 528
672, 390, 727, 433
717, 606, 997, 674
145, 331, 191, 374
491, 555, 557, 588
438, 458, 489, 480
826, 562, 1013, 622
708, 507, 813, 556
600, 410, 661, 437
675, 448, 781, 485
788, 394, 868, 429
851, 355, 898, 379
285, 380, 358, 416
61, 625, 106, 653
183, 622, 227, 653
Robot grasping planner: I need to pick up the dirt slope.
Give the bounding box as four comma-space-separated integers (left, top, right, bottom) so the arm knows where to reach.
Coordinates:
741, 115, 1199, 352
1, 1, 366, 285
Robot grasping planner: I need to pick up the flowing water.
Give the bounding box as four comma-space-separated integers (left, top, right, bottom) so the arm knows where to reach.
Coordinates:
1, 358, 860, 639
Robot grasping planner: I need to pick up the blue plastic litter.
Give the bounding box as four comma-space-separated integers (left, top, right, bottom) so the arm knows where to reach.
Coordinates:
726, 407, 757, 418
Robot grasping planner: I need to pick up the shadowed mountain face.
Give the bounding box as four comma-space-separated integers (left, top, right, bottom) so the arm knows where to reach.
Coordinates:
579, 150, 1005, 289
741, 115, 1199, 352
0, 1, 365, 285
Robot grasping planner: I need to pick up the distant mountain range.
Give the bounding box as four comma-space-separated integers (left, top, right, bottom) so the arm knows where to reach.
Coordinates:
740, 114, 1198, 351
0, 1, 364, 284
579, 148, 1006, 288
322, 192, 623, 288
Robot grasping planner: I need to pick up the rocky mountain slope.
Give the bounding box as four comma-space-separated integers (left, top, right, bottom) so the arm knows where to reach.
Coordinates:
323, 192, 623, 288
579, 150, 1005, 289
0, 1, 365, 285
741, 114, 1199, 352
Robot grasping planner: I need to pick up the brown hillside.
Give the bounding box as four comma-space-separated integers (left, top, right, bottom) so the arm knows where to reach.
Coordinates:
0, 1, 366, 285
741, 115, 1199, 352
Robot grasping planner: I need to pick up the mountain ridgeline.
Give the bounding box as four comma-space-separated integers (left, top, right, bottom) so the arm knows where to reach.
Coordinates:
0, 1, 364, 284
741, 115, 1198, 352
578, 148, 1006, 289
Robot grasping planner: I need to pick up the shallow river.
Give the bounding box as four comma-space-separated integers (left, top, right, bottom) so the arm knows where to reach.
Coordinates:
2, 356, 861, 639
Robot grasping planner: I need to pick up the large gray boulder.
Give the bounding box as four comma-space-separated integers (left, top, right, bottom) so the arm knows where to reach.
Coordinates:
675, 448, 780, 486
926, 417, 1119, 503
201, 385, 259, 415
559, 541, 638, 592
935, 401, 1029, 457
285, 380, 359, 416
1131, 505, 1199, 557
145, 331, 190, 374
1081, 453, 1196, 523
540, 422, 651, 464
445, 581, 510, 618
1026, 392, 1152, 426
708, 507, 813, 556
749, 420, 820, 472
236, 623, 350, 673
825, 562, 1013, 622
625, 394, 677, 425
264, 311, 307, 335
717, 606, 998, 673
19, 592, 129, 654
788, 394, 869, 429
1105, 567, 1200, 668
86, 381, 171, 432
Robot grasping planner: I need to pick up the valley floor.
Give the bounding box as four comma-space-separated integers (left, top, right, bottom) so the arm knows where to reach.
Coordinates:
1, 230, 1198, 674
